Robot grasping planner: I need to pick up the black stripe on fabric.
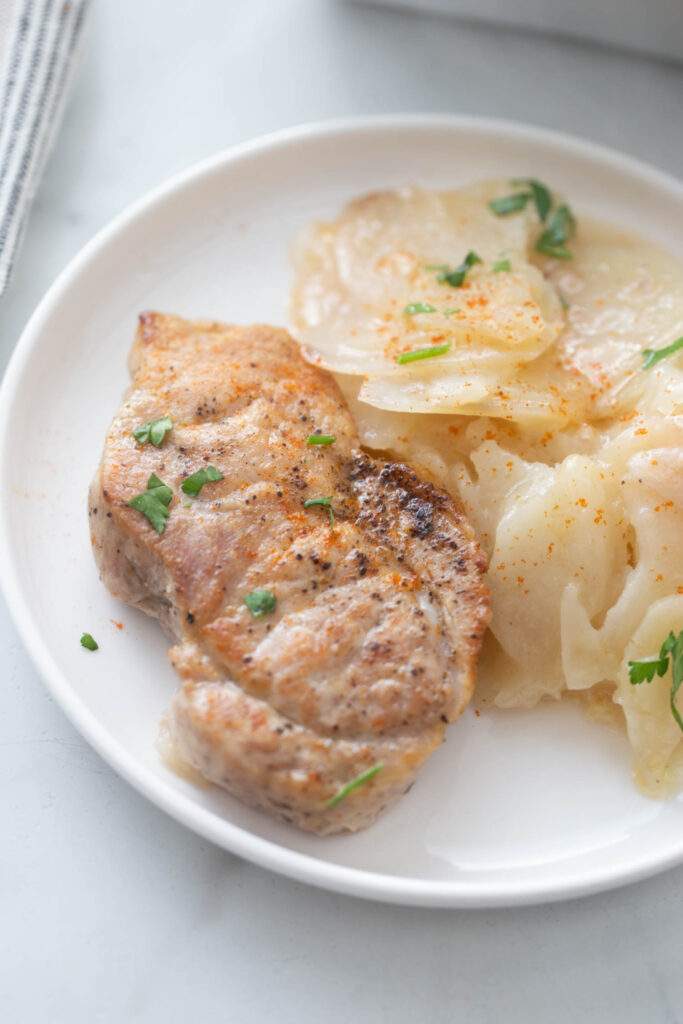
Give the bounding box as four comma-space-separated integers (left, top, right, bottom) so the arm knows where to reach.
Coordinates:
0, 1, 87, 285
0, 1, 70, 243
0, 1, 70, 256
0, 0, 37, 144
26, 0, 88, 175
0, 0, 56, 193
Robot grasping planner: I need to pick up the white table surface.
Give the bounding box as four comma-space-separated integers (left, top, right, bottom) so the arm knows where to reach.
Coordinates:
2, 2, 683, 1021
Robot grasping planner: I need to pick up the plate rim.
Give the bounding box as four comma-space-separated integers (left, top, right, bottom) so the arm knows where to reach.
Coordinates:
3, 113, 683, 908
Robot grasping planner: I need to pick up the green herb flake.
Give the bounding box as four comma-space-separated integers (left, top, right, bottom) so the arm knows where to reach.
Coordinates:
244, 588, 277, 618
326, 763, 384, 809
642, 336, 683, 370
128, 473, 173, 534
403, 302, 437, 315
181, 465, 224, 496
132, 415, 173, 447
436, 250, 482, 288
307, 433, 336, 446
628, 655, 669, 685
303, 496, 335, 527
489, 192, 530, 216
80, 632, 98, 651
512, 178, 552, 222
396, 342, 451, 365
128, 491, 170, 534
442, 307, 460, 317
146, 473, 173, 505
670, 636, 683, 733
628, 630, 683, 732
492, 258, 511, 273
536, 204, 576, 260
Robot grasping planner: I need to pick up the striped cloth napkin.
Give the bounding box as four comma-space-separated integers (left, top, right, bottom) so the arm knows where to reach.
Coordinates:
0, 0, 89, 297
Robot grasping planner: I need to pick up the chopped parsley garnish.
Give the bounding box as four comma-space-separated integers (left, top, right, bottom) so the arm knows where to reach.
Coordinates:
490, 180, 552, 222
435, 250, 482, 288
628, 654, 669, 685
128, 473, 173, 534
80, 632, 98, 651
132, 415, 173, 447
492, 258, 511, 273
303, 496, 335, 527
397, 342, 451, 365
404, 303, 459, 317
628, 630, 683, 732
244, 588, 277, 618
181, 465, 224, 496
489, 192, 529, 216
512, 178, 552, 221
145, 473, 173, 502
642, 336, 683, 370
326, 763, 384, 809
403, 302, 437, 315
307, 433, 336, 446
536, 204, 576, 260
490, 180, 576, 258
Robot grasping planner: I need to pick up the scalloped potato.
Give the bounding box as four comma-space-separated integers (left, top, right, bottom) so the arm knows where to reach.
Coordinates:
291, 181, 683, 794
292, 183, 573, 422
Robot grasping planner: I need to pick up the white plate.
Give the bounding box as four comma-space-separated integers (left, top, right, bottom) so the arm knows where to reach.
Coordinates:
2, 116, 683, 908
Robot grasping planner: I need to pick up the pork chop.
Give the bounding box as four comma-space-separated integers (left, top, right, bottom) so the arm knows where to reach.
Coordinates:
89, 313, 490, 834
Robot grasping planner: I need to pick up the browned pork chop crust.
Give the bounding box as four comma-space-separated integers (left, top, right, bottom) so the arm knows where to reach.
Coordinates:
89, 313, 490, 834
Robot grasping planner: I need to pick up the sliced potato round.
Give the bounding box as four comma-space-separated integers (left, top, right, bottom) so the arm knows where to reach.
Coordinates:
292, 182, 566, 415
